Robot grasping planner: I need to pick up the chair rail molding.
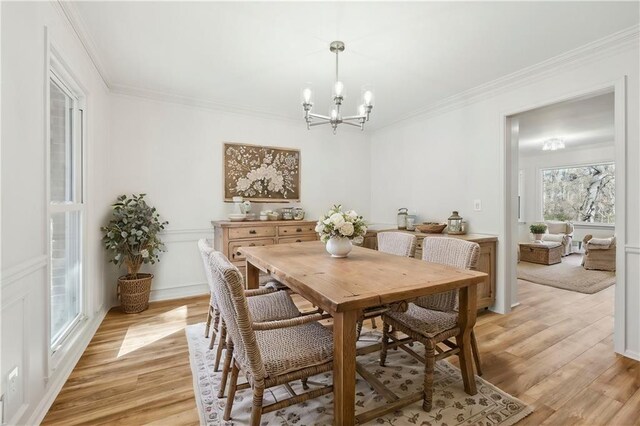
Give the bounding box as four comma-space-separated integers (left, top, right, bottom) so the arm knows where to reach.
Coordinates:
1, 254, 48, 288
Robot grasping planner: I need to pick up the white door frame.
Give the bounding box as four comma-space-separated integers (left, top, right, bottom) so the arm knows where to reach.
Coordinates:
501, 77, 627, 355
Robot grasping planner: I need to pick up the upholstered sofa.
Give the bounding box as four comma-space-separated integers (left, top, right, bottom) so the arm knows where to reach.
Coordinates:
541, 221, 574, 256
582, 234, 616, 271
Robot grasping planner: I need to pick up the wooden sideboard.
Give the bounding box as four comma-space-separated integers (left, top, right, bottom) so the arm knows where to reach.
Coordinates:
212, 220, 318, 278
364, 230, 497, 309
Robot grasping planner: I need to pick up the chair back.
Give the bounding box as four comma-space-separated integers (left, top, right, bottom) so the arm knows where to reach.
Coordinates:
415, 238, 480, 312
377, 232, 417, 257
207, 251, 266, 380
197, 239, 218, 308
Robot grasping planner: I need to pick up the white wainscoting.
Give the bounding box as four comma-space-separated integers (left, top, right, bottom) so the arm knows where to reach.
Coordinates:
145, 228, 213, 302
623, 245, 640, 361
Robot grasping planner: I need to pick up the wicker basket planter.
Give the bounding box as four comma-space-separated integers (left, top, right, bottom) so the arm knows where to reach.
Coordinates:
118, 273, 153, 313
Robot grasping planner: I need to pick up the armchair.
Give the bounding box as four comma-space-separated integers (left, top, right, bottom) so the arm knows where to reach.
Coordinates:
582, 234, 616, 271
541, 221, 574, 256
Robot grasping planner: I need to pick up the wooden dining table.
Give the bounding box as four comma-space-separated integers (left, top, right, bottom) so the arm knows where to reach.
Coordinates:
240, 241, 487, 426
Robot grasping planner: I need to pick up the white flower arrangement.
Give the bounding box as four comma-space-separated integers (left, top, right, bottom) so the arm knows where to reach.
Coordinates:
316, 205, 367, 243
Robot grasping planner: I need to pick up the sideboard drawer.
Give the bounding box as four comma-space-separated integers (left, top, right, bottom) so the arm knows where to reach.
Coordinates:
279, 235, 317, 244
228, 226, 276, 240
278, 224, 316, 236
228, 238, 275, 262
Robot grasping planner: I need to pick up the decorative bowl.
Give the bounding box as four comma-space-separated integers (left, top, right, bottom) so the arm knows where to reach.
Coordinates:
228, 213, 246, 222
416, 222, 447, 233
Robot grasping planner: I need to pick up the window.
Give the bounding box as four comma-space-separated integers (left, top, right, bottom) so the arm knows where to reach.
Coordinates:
542, 163, 615, 224
49, 66, 85, 349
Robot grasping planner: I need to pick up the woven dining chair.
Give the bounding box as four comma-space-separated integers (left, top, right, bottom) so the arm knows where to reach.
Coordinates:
198, 240, 305, 398
379, 237, 482, 412
356, 232, 417, 338
207, 251, 334, 426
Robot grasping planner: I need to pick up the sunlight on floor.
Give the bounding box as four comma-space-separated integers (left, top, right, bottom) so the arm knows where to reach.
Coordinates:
117, 305, 188, 358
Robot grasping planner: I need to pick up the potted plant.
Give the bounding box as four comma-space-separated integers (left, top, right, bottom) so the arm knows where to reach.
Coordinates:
529, 222, 548, 243
101, 194, 168, 313
316, 205, 367, 258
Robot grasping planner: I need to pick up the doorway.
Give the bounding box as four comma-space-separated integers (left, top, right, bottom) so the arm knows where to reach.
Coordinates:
503, 81, 627, 355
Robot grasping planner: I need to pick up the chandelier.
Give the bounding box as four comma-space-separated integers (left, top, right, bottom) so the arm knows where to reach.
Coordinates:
542, 137, 565, 151
301, 41, 374, 134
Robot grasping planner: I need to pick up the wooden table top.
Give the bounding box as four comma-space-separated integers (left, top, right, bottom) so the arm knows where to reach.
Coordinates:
240, 241, 487, 313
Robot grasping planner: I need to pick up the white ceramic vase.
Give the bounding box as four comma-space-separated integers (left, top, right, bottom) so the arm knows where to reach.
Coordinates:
533, 234, 543, 243
326, 236, 353, 258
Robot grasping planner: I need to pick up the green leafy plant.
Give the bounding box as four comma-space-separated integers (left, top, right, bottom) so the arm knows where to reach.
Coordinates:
101, 194, 168, 278
529, 223, 548, 234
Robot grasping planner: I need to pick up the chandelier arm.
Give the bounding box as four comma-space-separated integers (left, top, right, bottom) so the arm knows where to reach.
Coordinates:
309, 121, 332, 127
341, 115, 366, 121
341, 121, 362, 128
309, 112, 331, 120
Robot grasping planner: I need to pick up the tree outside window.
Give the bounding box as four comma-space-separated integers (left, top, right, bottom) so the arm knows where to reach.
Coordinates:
542, 163, 615, 224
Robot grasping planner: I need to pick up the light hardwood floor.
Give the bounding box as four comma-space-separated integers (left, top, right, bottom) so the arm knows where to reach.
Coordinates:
43, 280, 639, 425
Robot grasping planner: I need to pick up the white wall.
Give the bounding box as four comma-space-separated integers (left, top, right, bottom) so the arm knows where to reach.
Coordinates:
371, 45, 639, 358
518, 143, 616, 243
1, 2, 111, 424
107, 94, 371, 302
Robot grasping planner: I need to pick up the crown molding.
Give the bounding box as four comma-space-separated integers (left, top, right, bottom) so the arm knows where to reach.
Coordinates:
54, 0, 112, 89
110, 84, 301, 123
374, 24, 640, 132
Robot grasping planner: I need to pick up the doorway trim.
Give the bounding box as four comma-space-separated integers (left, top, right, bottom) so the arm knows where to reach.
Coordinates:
501, 77, 627, 355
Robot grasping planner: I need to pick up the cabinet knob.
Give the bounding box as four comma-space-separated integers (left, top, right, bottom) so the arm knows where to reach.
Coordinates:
296, 228, 302, 232
249, 229, 256, 234
296, 239, 302, 243
249, 243, 255, 247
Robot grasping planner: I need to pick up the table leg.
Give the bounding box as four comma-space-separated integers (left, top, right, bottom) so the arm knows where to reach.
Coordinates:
456, 284, 478, 395
333, 310, 358, 426
246, 261, 260, 290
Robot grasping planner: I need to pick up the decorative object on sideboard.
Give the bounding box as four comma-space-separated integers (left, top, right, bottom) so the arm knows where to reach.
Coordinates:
447, 211, 465, 235
316, 204, 368, 258
397, 208, 408, 230
406, 214, 417, 231
223, 142, 300, 202
281, 207, 294, 220
259, 210, 271, 221
416, 222, 447, 234
301, 41, 374, 134
293, 207, 305, 220
229, 196, 251, 221
267, 211, 280, 221
100, 194, 168, 313
529, 222, 548, 243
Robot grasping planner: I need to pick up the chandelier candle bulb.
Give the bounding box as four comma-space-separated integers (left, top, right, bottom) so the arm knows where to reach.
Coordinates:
302, 87, 313, 104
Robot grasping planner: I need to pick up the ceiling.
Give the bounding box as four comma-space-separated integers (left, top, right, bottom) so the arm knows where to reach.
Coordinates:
516, 91, 615, 155
70, 1, 639, 129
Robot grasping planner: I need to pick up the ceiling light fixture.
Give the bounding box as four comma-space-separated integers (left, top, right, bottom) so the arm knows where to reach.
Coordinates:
542, 137, 565, 151
301, 41, 374, 134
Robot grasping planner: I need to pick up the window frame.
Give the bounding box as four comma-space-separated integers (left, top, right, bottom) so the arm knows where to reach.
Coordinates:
539, 161, 615, 226
46, 44, 89, 371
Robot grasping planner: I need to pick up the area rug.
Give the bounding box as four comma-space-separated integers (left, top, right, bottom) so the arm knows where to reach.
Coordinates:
186, 322, 532, 425
517, 253, 615, 294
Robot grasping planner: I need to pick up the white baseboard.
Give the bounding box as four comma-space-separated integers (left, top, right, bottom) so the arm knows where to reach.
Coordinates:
148, 282, 209, 302
23, 307, 108, 426
623, 349, 640, 361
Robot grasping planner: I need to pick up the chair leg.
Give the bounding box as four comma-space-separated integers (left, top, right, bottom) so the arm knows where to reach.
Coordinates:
214, 322, 227, 371
205, 307, 212, 338
380, 320, 390, 366
301, 377, 309, 390
471, 330, 483, 376
218, 340, 234, 398
422, 341, 436, 412
356, 319, 363, 340
223, 363, 239, 421
212, 309, 221, 333
250, 383, 265, 426
371, 317, 377, 329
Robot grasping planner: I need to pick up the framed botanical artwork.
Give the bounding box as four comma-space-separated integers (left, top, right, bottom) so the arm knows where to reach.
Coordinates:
223, 142, 301, 202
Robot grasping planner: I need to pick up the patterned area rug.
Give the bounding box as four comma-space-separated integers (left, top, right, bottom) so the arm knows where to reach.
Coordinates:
517, 253, 615, 294
186, 323, 532, 425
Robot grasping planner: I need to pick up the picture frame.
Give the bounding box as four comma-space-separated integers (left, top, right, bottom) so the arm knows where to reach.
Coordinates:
223, 142, 301, 202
